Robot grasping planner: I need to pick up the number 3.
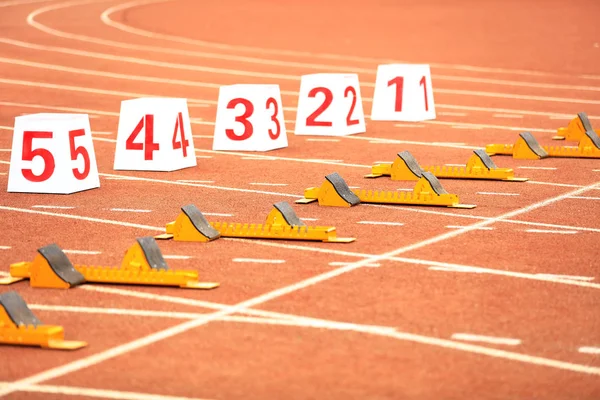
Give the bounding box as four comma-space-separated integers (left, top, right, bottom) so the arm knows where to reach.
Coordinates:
225, 97, 281, 141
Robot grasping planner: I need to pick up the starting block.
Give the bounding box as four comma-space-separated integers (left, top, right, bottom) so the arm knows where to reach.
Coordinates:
0, 238, 219, 290
486, 131, 600, 159
156, 202, 355, 243
0, 291, 87, 350
553, 112, 598, 141
365, 150, 527, 182
296, 172, 476, 209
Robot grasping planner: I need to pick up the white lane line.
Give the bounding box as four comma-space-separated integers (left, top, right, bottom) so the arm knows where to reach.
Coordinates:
437, 111, 468, 117
0, 149, 11, 152
526, 181, 600, 189
357, 221, 404, 226
62, 250, 101, 255
177, 180, 215, 184
493, 113, 524, 119
202, 212, 234, 217
477, 192, 520, 196
525, 229, 579, 234
451, 125, 484, 130
445, 225, 494, 230
195, 155, 213, 159
394, 124, 425, 128
32, 205, 75, 210
0, 246, 11, 250
397, 188, 413, 191
0, 172, 6, 175
349, 186, 361, 189
91, 131, 113, 135
0, 160, 10, 165
444, 163, 465, 167
192, 135, 212, 138
300, 217, 319, 221
162, 255, 192, 260
249, 182, 288, 187
568, 196, 600, 200
426, 120, 554, 133
329, 261, 381, 268
306, 138, 341, 142
518, 166, 557, 170
232, 258, 286, 264
451, 333, 522, 346
593, 169, 600, 172
0, 383, 213, 400
109, 208, 152, 213
534, 274, 594, 282
579, 347, 600, 355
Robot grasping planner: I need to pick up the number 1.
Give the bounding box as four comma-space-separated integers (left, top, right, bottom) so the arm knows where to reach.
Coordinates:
420, 76, 429, 111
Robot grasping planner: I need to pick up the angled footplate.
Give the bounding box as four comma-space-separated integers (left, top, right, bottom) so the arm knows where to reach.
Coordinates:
158, 203, 354, 243
1, 238, 219, 290
365, 150, 527, 182
554, 112, 598, 141
155, 204, 221, 242
486, 131, 600, 159
0, 291, 87, 350
297, 172, 476, 209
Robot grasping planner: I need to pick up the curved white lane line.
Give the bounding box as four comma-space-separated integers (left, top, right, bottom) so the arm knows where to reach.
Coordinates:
24, 0, 600, 104
0, 0, 51, 7
3, 44, 598, 120
101, 0, 586, 80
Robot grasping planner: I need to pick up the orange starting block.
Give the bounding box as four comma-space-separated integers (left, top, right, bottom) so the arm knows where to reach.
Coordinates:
486, 131, 600, 159
0, 291, 86, 350
296, 172, 476, 209
156, 202, 355, 243
553, 112, 598, 141
365, 150, 527, 182
0, 237, 219, 290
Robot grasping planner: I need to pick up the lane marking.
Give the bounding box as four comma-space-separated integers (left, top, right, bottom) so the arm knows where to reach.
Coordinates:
0, 382, 213, 400
492, 113, 524, 119
0, 172, 6, 175
91, 131, 113, 135
162, 255, 192, 260
306, 138, 340, 142
526, 181, 600, 189
425, 120, 554, 133
249, 182, 288, 187
518, 166, 558, 170
579, 347, 600, 355
32, 205, 75, 210
357, 221, 404, 226
477, 192, 520, 196
451, 333, 522, 346
300, 217, 318, 221
446, 225, 494, 230
109, 208, 152, 213
99, 0, 600, 85
394, 124, 425, 128
444, 163, 465, 167
437, 111, 468, 117
525, 229, 579, 234
195, 155, 213, 159
232, 258, 286, 264
177, 180, 215, 184
397, 188, 413, 191
534, 274, 594, 282
329, 261, 381, 268
0, 0, 51, 7
593, 169, 600, 172
62, 250, 101, 255
0, 246, 11, 250
202, 212, 234, 217
568, 196, 600, 200
451, 125, 483, 130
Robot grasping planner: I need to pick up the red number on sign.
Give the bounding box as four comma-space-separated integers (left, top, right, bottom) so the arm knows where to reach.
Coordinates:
226, 98, 254, 140
172, 112, 189, 157
69, 129, 91, 180
266, 97, 281, 139
344, 86, 359, 126
306, 87, 333, 127
126, 115, 159, 160
420, 76, 429, 111
388, 76, 404, 112
21, 131, 55, 182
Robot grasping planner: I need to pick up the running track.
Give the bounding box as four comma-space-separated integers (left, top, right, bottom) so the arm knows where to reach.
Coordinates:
0, 0, 599, 399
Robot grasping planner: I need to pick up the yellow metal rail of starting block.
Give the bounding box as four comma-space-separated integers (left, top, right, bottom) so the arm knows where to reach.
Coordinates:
486, 131, 600, 159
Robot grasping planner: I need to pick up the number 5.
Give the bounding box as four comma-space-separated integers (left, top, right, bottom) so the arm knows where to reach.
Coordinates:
21, 131, 55, 182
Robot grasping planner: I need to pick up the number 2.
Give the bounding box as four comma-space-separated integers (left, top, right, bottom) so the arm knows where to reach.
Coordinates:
306, 86, 359, 127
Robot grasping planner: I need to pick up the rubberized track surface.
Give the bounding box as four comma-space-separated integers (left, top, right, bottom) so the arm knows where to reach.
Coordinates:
1, 0, 600, 399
